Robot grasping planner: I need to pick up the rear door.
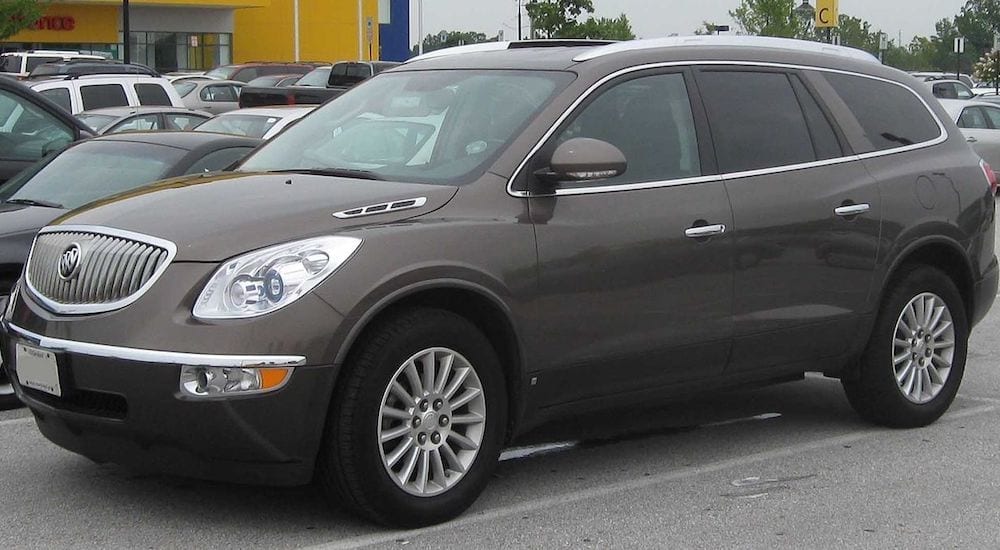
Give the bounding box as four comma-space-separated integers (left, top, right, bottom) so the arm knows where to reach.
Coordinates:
695, 66, 882, 373
519, 68, 735, 405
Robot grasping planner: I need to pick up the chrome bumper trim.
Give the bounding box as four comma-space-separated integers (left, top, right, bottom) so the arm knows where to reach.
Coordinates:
4, 322, 306, 368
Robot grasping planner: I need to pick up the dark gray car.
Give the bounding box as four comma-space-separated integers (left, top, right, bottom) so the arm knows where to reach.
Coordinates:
2, 37, 997, 527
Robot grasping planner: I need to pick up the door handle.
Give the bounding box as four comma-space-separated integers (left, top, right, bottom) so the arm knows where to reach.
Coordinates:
967, 136, 978, 143
834, 203, 870, 217
685, 224, 726, 238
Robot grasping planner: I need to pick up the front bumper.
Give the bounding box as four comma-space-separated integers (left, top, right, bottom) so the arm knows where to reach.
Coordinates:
2, 321, 336, 486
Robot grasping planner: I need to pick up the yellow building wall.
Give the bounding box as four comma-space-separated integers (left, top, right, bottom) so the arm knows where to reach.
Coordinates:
6, 5, 119, 44
234, 0, 381, 63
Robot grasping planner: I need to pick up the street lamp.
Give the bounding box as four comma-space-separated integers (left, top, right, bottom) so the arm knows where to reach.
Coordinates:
793, 0, 814, 38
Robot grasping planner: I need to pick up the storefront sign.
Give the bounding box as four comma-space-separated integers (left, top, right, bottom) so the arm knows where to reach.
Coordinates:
29, 16, 77, 32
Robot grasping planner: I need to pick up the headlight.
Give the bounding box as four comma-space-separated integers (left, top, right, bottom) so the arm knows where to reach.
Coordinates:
193, 236, 361, 319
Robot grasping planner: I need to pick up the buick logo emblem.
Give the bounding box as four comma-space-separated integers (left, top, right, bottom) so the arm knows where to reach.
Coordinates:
58, 243, 83, 281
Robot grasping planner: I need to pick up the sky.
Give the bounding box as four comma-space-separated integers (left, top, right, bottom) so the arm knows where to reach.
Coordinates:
409, 0, 968, 47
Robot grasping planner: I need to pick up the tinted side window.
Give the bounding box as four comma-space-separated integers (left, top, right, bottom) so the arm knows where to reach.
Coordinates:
183, 147, 255, 174
984, 106, 1000, 129
823, 73, 940, 153
200, 85, 238, 102
25, 56, 61, 72
790, 75, 842, 160
80, 84, 129, 110
554, 72, 701, 185
0, 55, 22, 73
232, 68, 259, 82
135, 83, 172, 106
698, 70, 815, 173
39, 88, 72, 113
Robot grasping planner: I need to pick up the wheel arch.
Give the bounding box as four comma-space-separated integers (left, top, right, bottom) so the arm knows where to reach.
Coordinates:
331, 279, 527, 444
879, 236, 976, 327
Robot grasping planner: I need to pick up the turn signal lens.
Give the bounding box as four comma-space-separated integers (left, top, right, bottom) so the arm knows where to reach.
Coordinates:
179, 365, 292, 397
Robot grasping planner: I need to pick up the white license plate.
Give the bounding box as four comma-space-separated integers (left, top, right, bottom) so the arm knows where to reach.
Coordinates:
15, 343, 61, 397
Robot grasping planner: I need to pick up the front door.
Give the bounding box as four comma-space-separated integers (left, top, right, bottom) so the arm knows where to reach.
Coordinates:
517, 69, 735, 407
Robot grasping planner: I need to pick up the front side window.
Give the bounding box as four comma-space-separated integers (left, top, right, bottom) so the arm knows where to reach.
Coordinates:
239, 70, 573, 185
551, 72, 701, 185
982, 106, 1000, 129
80, 84, 129, 110
822, 72, 941, 153
297, 68, 331, 87
200, 85, 238, 102
698, 70, 816, 173
0, 89, 73, 161
166, 113, 209, 130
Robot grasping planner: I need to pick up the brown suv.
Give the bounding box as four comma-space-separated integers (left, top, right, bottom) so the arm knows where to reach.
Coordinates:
3, 37, 997, 527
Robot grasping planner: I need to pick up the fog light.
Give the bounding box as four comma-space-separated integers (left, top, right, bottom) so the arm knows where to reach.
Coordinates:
179, 365, 292, 397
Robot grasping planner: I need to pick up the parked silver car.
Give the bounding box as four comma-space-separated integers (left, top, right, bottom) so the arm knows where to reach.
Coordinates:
174, 79, 245, 114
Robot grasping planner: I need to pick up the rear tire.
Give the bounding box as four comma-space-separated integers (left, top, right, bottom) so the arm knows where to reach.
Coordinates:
317, 308, 507, 527
843, 265, 968, 428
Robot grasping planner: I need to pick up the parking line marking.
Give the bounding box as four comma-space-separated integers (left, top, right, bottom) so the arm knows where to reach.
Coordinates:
0, 417, 32, 427
304, 404, 996, 550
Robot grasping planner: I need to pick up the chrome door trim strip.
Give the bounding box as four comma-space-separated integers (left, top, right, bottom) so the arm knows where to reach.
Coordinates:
24, 225, 178, 315
507, 60, 948, 199
5, 322, 307, 368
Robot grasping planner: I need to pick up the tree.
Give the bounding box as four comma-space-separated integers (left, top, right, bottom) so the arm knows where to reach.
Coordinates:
730, 0, 807, 39
974, 49, 1000, 87
575, 15, 635, 40
411, 30, 489, 57
525, 0, 594, 38
0, 0, 45, 41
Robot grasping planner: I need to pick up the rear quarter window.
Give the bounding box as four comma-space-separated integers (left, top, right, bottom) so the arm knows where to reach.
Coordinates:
817, 72, 941, 153
80, 84, 129, 110
135, 83, 172, 106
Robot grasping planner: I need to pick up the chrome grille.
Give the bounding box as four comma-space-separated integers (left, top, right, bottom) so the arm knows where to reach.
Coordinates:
25, 226, 177, 314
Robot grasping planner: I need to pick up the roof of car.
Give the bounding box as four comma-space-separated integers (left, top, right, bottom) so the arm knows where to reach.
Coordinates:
937, 98, 999, 119
80, 106, 211, 117
402, 36, 885, 75
218, 105, 316, 117
87, 131, 262, 151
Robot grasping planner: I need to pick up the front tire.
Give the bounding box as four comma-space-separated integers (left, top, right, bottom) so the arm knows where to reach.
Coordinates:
318, 308, 507, 527
843, 265, 968, 428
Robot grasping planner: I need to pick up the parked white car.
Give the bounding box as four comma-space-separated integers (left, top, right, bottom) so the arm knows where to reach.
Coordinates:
0, 50, 105, 79
940, 98, 1000, 183
193, 105, 314, 139
29, 75, 184, 114
922, 79, 975, 100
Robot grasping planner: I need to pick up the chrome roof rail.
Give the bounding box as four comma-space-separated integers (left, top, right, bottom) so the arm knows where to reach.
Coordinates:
572, 36, 881, 64
407, 40, 614, 63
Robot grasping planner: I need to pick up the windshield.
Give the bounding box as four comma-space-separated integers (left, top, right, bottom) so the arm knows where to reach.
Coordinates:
296, 67, 331, 87
0, 141, 185, 210
174, 81, 198, 97
205, 66, 236, 80
238, 70, 572, 185
195, 114, 281, 138
77, 113, 117, 132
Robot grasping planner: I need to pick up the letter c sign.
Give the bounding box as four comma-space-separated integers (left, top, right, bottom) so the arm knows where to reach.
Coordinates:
815, 0, 839, 29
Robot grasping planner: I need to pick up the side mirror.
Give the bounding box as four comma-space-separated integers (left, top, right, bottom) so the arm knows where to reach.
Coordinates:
535, 137, 627, 184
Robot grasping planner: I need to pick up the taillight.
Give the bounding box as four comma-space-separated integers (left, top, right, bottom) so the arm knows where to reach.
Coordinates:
981, 159, 998, 195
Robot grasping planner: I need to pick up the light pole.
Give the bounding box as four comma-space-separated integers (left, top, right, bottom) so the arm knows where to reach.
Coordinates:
293, 0, 300, 62
417, 0, 424, 55
122, 0, 130, 64
793, 0, 814, 39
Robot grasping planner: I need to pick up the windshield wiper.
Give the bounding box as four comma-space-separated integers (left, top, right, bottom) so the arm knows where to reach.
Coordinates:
270, 168, 384, 180
4, 198, 64, 209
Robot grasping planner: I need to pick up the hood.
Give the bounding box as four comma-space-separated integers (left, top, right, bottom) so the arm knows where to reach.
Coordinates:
53, 172, 458, 261
0, 203, 68, 239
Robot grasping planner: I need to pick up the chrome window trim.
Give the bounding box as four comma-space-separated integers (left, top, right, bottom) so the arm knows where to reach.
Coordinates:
24, 224, 178, 315
507, 60, 948, 198
5, 322, 306, 368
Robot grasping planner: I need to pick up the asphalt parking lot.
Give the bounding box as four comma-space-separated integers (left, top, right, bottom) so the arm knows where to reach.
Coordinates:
3, 218, 1000, 549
